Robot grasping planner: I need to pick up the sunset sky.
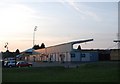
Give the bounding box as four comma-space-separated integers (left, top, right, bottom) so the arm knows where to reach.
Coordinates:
0, 0, 119, 52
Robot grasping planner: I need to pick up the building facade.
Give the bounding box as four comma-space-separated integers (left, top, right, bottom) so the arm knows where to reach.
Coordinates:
27, 39, 98, 62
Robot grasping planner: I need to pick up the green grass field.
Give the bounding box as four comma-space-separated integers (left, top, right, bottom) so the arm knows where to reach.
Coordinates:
2, 61, 120, 82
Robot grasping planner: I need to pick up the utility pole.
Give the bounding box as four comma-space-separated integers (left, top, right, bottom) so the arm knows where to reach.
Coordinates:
33, 26, 37, 47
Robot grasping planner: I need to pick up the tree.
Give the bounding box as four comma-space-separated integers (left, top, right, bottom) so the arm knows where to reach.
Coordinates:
15, 49, 20, 55
32, 45, 40, 50
40, 43, 45, 49
5, 50, 10, 58
2, 50, 13, 58
77, 45, 81, 50
6, 50, 9, 53
15, 49, 20, 66
32, 43, 45, 50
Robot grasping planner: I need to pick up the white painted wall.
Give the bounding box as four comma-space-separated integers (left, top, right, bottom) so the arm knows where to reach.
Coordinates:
35, 43, 72, 62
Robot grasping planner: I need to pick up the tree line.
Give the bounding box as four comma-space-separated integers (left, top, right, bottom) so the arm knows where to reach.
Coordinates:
32, 43, 45, 50
2, 49, 20, 59
2, 43, 46, 59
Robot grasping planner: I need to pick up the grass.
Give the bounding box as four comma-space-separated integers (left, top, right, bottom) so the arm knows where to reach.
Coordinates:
2, 61, 120, 82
